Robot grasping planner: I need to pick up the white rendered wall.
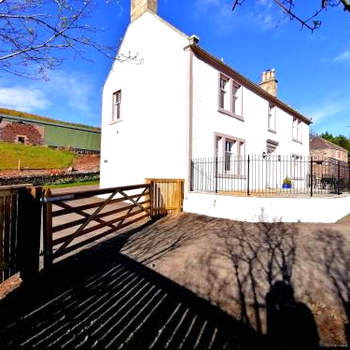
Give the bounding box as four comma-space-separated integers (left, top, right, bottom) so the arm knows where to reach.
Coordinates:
191, 55, 310, 159
184, 192, 350, 223
100, 13, 189, 188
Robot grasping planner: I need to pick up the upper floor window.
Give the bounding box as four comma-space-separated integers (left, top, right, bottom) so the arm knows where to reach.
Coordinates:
268, 103, 276, 132
112, 90, 121, 121
292, 117, 302, 143
232, 82, 240, 115
218, 74, 243, 120
219, 75, 229, 110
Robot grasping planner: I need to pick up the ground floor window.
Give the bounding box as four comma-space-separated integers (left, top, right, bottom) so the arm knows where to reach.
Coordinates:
215, 133, 245, 177
292, 154, 303, 180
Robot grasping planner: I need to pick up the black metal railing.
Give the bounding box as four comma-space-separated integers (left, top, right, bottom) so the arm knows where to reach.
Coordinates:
190, 155, 350, 197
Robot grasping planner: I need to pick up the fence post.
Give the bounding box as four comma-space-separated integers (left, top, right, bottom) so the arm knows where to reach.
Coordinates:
17, 186, 42, 282
176, 179, 183, 214
247, 155, 250, 196
43, 188, 53, 269
310, 157, 313, 197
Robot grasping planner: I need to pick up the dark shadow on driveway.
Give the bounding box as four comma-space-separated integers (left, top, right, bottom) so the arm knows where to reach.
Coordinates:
0, 234, 260, 349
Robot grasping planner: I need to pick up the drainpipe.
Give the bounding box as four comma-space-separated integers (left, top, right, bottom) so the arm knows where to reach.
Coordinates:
184, 44, 194, 193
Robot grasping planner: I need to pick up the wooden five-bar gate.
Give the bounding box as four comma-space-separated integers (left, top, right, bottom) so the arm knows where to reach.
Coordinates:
43, 184, 152, 266
0, 179, 184, 285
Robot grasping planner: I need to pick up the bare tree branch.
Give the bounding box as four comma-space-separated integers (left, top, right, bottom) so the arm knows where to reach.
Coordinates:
0, 0, 130, 79
232, 0, 350, 31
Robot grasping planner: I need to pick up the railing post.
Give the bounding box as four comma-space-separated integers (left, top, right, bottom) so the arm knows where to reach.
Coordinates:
247, 155, 250, 196
337, 160, 341, 195
215, 156, 218, 193
43, 188, 53, 269
310, 157, 313, 197
190, 160, 194, 192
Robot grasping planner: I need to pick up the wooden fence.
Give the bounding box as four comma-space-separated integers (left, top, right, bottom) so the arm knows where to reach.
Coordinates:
146, 178, 184, 216
0, 185, 42, 283
43, 184, 152, 267
0, 179, 184, 277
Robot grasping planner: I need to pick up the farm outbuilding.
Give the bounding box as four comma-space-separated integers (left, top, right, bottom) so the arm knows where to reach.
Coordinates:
0, 108, 100, 153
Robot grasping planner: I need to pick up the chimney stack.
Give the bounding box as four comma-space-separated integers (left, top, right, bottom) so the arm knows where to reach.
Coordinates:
259, 69, 278, 97
131, 0, 157, 22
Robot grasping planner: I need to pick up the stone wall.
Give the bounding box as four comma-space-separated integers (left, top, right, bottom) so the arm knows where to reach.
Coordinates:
311, 148, 348, 163
0, 121, 44, 145
0, 171, 99, 186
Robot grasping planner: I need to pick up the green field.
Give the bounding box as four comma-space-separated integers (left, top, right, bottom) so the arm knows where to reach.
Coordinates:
0, 142, 75, 170
47, 180, 99, 189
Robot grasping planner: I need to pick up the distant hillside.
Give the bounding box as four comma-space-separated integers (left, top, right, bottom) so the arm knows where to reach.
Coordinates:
0, 108, 100, 132
0, 142, 75, 170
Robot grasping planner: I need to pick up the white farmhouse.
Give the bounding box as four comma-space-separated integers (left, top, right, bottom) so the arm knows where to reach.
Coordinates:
100, 0, 311, 194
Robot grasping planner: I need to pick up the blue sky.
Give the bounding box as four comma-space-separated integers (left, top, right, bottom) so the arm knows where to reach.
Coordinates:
0, 0, 349, 136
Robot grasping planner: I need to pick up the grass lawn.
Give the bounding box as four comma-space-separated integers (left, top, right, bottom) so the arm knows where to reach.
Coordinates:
0, 142, 75, 170
47, 180, 99, 189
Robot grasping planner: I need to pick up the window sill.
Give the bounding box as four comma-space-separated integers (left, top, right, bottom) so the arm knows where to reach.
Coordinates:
218, 108, 244, 121
110, 119, 122, 125
268, 129, 277, 134
292, 138, 302, 144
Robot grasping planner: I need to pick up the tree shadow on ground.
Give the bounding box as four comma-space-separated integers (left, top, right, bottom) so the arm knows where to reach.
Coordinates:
0, 232, 260, 349
310, 229, 350, 348
181, 221, 320, 349
119, 214, 217, 265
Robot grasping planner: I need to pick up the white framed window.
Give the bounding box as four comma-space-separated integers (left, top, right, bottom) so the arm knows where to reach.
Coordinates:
112, 90, 121, 121
297, 120, 302, 142
225, 139, 236, 172
215, 134, 245, 177
268, 103, 276, 132
292, 117, 302, 143
291, 154, 303, 180
219, 75, 229, 110
218, 74, 243, 120
232, 81, 240, 115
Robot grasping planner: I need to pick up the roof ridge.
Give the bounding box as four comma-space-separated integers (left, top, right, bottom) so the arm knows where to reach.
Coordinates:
0, 108, 100, 131
321, 137, 348, 152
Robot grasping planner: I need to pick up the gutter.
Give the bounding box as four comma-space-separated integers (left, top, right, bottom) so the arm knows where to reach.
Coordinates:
190, 44, 312, 125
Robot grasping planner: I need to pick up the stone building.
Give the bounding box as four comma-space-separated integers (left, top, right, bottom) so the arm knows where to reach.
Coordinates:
310, 136, 348, 163
0, 108, 101, 153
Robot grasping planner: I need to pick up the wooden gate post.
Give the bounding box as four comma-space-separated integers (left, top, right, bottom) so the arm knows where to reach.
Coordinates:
148, 180, 155, 219
17, 186, 42, 283
43, 188, 53, 269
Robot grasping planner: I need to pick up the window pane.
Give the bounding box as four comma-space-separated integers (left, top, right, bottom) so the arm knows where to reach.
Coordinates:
220, 78, 226, 90
220, 91, 225, 109
225, 141, 234, 152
